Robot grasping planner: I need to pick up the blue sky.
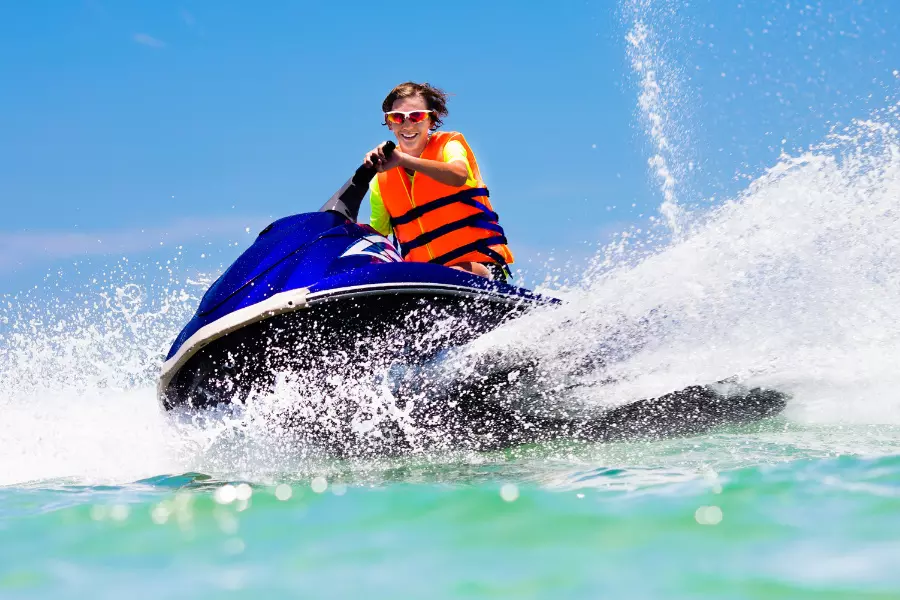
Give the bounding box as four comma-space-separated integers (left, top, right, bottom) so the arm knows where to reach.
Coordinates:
1, 1, 899, 293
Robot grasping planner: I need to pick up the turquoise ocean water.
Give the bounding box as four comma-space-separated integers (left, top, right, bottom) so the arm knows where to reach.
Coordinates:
4, 2, 900, 598
2, 427, 900, 598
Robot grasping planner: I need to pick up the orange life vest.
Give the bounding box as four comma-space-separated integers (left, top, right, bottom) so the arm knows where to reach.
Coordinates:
376, 131, 514, 268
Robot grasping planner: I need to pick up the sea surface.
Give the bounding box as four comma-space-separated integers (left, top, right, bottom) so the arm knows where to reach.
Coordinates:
4, 1, 900, 598
2, 427, 900, 598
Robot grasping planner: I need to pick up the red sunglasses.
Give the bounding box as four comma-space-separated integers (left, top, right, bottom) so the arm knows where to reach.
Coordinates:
384, 110, 434, 125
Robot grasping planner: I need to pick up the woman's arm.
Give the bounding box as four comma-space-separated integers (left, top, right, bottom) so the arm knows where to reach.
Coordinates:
398, 153, 468, 187
363, 141, 469, 186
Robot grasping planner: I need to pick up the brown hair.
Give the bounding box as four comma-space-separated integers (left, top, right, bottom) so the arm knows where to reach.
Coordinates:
382, 82, 449, 131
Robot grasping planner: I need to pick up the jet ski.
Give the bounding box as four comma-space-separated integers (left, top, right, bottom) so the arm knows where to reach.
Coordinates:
158, 142, 555, 413
158, 143, 787, 455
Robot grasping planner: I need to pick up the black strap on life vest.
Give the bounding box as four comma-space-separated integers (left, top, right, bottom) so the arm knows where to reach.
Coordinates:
389, 188, 494, 226
429, 234, 509, 268
388, 187, 510, 276
399, 213, 505, 254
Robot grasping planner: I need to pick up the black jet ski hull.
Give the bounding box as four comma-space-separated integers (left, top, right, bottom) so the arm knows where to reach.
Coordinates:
160, 283, 541, 411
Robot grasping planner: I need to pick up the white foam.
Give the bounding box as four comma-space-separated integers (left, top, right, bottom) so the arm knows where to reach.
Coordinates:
476, 114, 900, 426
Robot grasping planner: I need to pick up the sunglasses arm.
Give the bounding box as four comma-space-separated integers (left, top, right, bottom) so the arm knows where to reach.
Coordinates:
319, 141, 396, 221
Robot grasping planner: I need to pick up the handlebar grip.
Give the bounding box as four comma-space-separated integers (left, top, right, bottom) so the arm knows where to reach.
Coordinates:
356, 140, 396, 181
319, 140, 398, 220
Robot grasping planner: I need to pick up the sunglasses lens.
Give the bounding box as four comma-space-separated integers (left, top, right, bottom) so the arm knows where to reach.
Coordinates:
408, 111, 429, 123
386, 113, 403, 124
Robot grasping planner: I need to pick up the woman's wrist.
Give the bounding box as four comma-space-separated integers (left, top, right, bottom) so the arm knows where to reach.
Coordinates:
396, 152, 415, 170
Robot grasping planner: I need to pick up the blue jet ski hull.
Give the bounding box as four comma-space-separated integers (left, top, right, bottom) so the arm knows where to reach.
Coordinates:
158, 212, 555, 411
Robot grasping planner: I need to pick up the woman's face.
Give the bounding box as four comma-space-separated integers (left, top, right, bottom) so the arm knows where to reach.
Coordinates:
386, 94, 432, 156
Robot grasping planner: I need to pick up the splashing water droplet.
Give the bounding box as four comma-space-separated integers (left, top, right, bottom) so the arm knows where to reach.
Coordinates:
274, 484, 293, 501
500, 483, 520, 502
311, 476, 328, 493
215, 485, 238, 505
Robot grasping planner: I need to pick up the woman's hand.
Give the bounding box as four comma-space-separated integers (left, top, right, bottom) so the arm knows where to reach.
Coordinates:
363, 142, 405, 172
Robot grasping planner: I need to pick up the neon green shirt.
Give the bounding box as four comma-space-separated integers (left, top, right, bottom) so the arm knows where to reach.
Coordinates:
369, 139, 476, 237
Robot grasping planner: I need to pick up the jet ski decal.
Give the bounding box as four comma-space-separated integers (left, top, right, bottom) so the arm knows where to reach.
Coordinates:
340, 235, 402, 263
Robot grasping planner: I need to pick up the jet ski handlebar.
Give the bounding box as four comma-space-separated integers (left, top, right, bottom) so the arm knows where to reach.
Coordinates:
319, 141, 396, 221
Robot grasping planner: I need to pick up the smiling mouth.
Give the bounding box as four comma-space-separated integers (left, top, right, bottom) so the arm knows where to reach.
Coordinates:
399, 132, 418, 141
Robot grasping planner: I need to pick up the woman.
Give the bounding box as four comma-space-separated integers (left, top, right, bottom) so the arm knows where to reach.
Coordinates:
364, 82, 513, 280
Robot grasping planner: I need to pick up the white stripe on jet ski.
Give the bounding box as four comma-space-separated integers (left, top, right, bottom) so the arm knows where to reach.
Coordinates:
157, 281, 537, 409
